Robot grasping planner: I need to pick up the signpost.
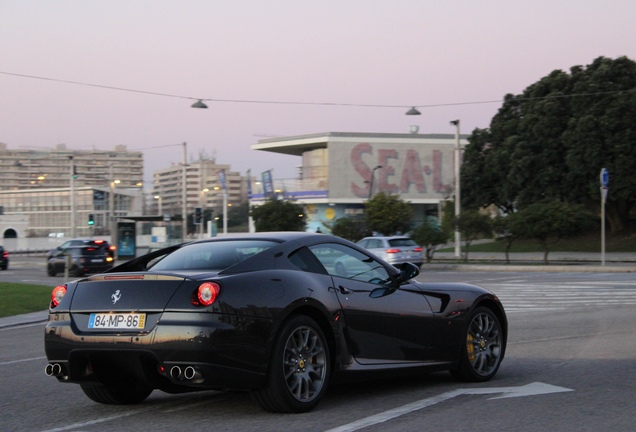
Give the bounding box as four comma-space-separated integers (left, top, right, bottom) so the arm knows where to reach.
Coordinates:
600, 168, 609, 267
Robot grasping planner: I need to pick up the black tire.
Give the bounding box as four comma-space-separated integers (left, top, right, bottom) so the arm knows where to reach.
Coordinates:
47, 264, 56, 277
80, 384, 152, 405
251, 315, 330, 413
70, 265, 83, 277
0, 265, 6, 271
451, 307, 504, 382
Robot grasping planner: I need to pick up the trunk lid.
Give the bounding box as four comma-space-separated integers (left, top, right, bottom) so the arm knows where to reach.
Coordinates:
69, 273, 187, 313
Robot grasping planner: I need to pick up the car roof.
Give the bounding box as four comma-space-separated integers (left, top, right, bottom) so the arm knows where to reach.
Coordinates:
360, 236, 411, 241
189, 231, 324, 244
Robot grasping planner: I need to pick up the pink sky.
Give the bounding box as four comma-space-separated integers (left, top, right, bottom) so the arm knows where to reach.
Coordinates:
2, 0, 635, 186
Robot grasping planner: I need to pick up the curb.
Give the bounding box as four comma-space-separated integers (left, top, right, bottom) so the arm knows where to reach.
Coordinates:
421, 264, 636, 273
0, 310, 48, 329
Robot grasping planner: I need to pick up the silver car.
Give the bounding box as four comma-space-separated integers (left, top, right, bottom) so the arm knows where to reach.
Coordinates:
356, 236, 423, 267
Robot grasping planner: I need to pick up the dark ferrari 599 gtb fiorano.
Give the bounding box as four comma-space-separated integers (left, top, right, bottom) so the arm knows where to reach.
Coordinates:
44, 232, 507, 413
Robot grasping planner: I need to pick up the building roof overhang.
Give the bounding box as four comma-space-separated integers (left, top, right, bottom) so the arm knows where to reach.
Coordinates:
252, 131, 470, 156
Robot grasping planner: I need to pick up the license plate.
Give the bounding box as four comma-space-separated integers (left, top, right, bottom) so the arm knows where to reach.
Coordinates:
88, 313, 146, 329
91, 259, 103, 263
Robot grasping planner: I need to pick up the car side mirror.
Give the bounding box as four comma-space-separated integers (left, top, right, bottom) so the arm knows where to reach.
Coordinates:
393, 262, 420, 284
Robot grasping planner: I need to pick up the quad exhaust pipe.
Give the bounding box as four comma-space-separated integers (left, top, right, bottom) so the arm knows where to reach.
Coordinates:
169, 365, 203, 382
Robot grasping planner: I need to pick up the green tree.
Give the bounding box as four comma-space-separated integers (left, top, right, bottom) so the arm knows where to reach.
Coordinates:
511, 200, 592, 264
462, 56, 636, 233
456, 210, 493, 262
410, 221, 448, 263
364, 192, 413, 236
250, 198, 306, 232
330, 217, 368, 243
492, 214, 519, 264
227, 201, 250, 229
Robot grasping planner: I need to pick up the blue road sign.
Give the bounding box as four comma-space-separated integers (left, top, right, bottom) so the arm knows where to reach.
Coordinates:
600, 168, 609, 187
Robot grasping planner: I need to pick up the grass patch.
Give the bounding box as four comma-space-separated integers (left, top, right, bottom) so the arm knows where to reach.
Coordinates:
438, 232, 636, 253
0, 282, 52, 318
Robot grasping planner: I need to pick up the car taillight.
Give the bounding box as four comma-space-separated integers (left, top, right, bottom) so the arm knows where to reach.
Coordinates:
2, 252, 7, 258
94, 240, 104, 244
106, 257, 113, 262
386, 249, 400, 254
413, 248, 422, 252
109, 246, 116, 251
193, 282, 220, 306
51, 285, 67, 307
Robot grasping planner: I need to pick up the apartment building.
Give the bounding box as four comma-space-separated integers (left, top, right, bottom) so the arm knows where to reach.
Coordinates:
151, 159, 248, 217
0, 142, 143, 190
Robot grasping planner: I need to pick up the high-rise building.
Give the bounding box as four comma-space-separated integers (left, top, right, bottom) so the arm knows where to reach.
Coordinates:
0, 143, 143, 190
151, 159, 248, 217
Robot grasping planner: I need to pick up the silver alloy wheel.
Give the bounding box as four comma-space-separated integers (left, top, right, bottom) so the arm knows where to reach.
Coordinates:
283, 325, 327, 402
466, 311, 502, 376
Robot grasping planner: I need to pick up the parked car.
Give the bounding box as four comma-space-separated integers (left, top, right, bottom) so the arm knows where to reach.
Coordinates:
47, 246, 114, 277
44, 232, 507, 413
0, 246, 8, 270
356, 236, 423, 267
46, 239, 116, 260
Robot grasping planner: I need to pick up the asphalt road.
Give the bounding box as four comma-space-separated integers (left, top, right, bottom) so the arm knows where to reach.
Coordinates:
1, 270, 635, 431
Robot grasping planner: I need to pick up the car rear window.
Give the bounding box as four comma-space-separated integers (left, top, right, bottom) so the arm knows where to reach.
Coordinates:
388, 238, 417, 247
148, 240, 279, 271
71, 248, 104, 256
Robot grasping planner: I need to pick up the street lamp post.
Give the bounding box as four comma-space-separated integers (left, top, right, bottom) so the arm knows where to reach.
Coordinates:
200, 188, 208, 239
69, 156, 76, 238
223, 190, 228, 235
181, 142, 187, 243
367, 165, 383, 200
154, 195, 162, 216
450, 120, 461, 259
109, 165, 120, 260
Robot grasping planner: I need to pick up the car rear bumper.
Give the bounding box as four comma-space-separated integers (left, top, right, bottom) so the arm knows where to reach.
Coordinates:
44, 311, 273, 391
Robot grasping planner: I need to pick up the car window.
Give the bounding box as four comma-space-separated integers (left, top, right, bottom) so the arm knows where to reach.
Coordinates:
149, 240, 278, 271
388, 238, 417, 247
308, 243, 390, 284
367, 239, 383, 249
356, 239, 368, 248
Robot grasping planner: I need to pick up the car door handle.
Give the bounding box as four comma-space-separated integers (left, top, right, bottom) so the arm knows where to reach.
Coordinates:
339, 286, 352, 294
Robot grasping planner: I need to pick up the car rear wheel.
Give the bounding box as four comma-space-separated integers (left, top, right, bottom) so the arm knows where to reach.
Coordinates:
451, 307, 504, 382
70, 265, 83, 277
47, 264, 56, 277
251, 315, 330, 413
80, 384, 152, 405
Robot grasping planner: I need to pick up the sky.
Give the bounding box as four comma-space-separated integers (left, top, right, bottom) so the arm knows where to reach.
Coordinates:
2, 0, 635, 187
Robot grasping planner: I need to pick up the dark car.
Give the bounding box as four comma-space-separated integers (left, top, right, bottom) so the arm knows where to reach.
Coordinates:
0, 246, 8, 270
46, 239, 116, 260
44, 233, 507, 413
46, 246, 114, 277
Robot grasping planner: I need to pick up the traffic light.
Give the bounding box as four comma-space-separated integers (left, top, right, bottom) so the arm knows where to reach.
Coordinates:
193, 207, 203, 225
88, 214, 95, 225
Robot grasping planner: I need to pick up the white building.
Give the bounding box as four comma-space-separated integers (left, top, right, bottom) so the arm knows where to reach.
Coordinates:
252, 132, 468, 232
151, 159, 249, 218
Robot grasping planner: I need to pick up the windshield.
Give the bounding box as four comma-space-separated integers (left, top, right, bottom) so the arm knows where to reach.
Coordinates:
148, 240, 279, 271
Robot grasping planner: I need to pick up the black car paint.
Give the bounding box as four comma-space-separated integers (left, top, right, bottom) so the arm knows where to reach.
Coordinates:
44, 232, 506, 399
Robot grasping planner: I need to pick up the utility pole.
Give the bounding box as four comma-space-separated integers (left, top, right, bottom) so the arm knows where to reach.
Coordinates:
69, 156, 76, 238
182, 142, 187, 243
451, 120, 461, 259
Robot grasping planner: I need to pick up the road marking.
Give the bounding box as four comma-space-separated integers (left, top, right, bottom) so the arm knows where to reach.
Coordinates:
324, 382, 573, 432
38, 391, 225, 432
0, 356, 46, 366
